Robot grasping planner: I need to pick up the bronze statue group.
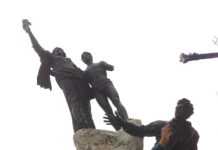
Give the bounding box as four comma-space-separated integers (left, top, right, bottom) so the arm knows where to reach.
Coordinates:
23, 19, 199, 150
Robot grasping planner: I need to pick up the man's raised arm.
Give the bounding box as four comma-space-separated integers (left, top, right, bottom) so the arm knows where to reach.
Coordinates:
22, 19, 53, 90
22, 19, 47, 58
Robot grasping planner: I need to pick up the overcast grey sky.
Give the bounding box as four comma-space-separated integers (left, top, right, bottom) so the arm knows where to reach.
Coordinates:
1, 0, 218, 149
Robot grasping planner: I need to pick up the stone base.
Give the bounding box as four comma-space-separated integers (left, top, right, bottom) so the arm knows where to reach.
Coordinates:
73, 119, 143, 150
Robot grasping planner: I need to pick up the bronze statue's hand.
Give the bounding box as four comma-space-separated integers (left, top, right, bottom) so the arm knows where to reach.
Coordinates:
22, 19, 31, 32
103, 114, 116, 125
109, 65, 114, 71
103, 111, 123, 125
103, 112, 123, 130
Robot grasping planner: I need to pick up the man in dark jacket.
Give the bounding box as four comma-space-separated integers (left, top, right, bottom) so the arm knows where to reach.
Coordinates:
22, 19, 95, 132
104, 98, 199, 150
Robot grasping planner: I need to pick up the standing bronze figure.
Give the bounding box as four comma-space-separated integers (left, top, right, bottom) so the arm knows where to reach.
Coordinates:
81, 51, 129, 130
22, 19, 95, 132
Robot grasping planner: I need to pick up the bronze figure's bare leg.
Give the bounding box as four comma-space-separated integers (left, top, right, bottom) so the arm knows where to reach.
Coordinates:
105, 84, 129, 121
95, 93, 121, 130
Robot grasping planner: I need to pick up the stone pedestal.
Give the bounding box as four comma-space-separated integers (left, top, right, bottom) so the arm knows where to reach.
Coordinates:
73, 119, 143, 150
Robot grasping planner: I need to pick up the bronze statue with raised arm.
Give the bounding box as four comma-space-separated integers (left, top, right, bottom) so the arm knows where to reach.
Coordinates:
22, 19, 95, 132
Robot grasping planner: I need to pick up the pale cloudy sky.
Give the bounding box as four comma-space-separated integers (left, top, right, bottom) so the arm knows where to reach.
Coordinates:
1, 0, 218, 150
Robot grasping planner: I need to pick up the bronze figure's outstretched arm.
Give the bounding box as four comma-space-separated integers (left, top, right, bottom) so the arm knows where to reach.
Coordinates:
22, 19, 53, 90
22, 19, 46, 58
101, 61, 114, 71
180, 52, 218, 63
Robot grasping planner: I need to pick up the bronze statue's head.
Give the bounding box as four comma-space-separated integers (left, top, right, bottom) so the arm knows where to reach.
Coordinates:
52, 47, 66, 57
81, 51, 93, 65
175, 98, 194, 120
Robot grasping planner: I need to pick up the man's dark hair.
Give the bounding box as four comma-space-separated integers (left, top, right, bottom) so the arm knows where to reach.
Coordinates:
52, 47, 66, 57
177, 98, 194, 119
81, 51, 92, 62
